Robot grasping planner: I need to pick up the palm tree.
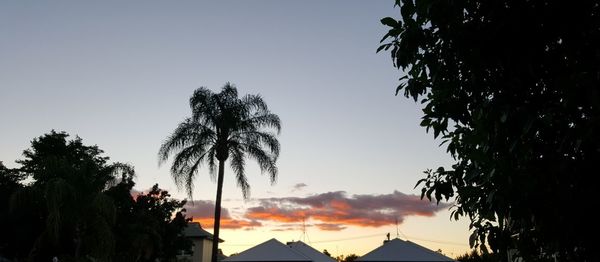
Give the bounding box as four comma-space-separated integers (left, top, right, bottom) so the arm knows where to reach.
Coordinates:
158, 83, 281, 262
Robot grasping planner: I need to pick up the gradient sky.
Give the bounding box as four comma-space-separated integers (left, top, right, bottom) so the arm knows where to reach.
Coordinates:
0, 0, 471, 258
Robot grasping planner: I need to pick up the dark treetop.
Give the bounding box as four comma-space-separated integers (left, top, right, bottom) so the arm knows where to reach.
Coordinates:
380, 0, 599, 261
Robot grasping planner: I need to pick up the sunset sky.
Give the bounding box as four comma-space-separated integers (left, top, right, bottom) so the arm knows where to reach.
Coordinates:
0, 0, 470, 258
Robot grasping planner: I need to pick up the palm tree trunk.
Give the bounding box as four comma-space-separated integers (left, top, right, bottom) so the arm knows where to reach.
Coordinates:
211, 160, 225, 262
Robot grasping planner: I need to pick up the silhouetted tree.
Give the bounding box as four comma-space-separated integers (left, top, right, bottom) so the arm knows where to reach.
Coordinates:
10, 131, 129, 260
159, 83, 281, 262
1, 131, 190, 261
340, 254, 359, 262
379, 0, 599, 261
107, 183, 191, 262
0, 162, 24, 258
456, 250, 501, 262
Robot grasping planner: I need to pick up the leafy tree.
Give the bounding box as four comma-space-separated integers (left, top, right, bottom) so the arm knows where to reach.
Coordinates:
107, 183, 191, 262
379, 0, 599, 261
456, 250, 501, 262
0, 162, 25, 258
9, 131, 129, 260
2, 131, 190, 261
159, 83, 281, 262
336, 254, 359, 262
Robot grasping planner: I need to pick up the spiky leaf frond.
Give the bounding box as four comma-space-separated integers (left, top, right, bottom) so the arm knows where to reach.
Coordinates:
159, 83, 281, 199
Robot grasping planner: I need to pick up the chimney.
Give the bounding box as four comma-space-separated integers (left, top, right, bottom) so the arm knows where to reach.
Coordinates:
383, 233, 391, 245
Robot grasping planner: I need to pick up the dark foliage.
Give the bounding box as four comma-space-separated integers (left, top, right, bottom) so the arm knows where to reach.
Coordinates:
107, 183, 191, 262
0, 131, 190, 261
379, 0, 599, 261
336, 254, 359, 262
0, 162, 26, 258
456, 250, 501, 262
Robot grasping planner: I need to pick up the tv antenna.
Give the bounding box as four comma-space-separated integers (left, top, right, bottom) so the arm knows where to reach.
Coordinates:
299, 217, 311, 244
396, 217, 407, 239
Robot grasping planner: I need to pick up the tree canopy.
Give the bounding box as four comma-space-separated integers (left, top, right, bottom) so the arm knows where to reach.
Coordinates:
0, 131, 190, 261
379, 0, 599, 261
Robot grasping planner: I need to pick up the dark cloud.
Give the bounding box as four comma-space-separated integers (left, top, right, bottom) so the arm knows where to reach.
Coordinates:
292, 183, 308, 192
244, 191, 449, 231
185, 200, 261, 229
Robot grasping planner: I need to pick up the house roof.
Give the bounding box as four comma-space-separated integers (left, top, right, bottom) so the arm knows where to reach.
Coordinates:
357, 238, 454, 262
224, 239, 311, 262
184, 222, 224, 242
287, 241, 337, 262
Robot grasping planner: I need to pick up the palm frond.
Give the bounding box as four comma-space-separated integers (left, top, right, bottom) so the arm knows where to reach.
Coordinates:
190, 87, 218, 125
170, 145, 205, 175
207, 148, 217, 181
158, 118, 195, 165
245, 142, 278, 184
243, 113, 282, 134
242, 94, 269, 114
158, 118, 215, 165
159, 83, 281, 201
182, 149, 211, 198
220, 83, 239, 101
242, 130, 280, 157
189, 87, 213, 112
170, 145, 212, 193
229, 145, 250, 198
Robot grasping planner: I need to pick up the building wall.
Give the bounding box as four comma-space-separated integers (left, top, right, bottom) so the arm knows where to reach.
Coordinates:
187, 238, 213, 262
201, 239, 213, 262
177, 238, 215, 262
192, 239, 204, 262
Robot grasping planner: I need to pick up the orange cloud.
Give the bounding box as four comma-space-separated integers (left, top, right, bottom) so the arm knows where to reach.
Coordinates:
315, 223, 347, 231
192, 217, 261, 229
244, 206, 309, 223
185, 200, 261, 230
243, 191, 449, 231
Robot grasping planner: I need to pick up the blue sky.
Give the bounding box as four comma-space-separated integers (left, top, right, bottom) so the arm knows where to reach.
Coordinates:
0, 0, 470, 257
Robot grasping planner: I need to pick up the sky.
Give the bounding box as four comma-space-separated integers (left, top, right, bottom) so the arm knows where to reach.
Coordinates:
0, 0, 471, 258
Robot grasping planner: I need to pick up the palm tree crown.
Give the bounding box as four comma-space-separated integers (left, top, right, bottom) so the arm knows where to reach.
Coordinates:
159, 83, 281, 198
158, 83, 281, 262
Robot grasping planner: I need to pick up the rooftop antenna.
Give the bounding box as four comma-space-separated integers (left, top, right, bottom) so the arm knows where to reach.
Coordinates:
299, 217, 311, 244
395, 217, 400, 238
395, 217, 407, 239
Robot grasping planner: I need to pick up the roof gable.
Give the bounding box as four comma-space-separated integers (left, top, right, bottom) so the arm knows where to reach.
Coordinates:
357, 239, 454, 262
224, 239, 311, 262
288, 241, 337, 262
184, 222, 224, 242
